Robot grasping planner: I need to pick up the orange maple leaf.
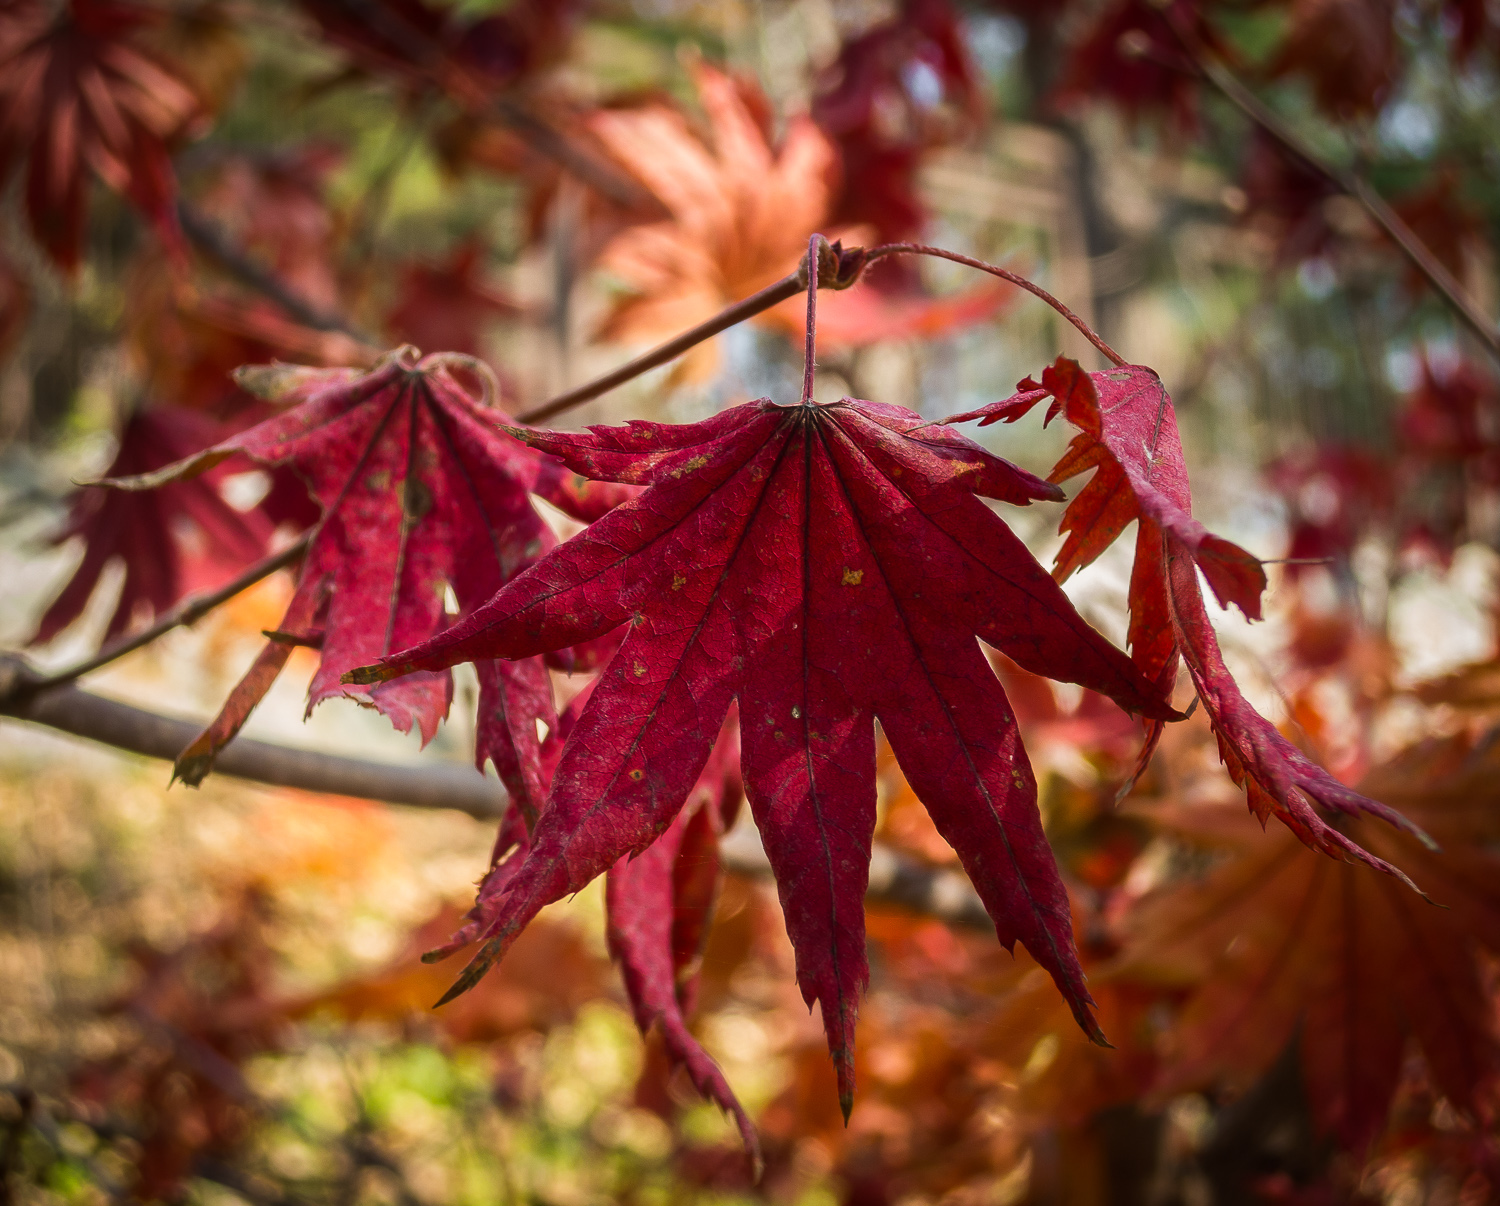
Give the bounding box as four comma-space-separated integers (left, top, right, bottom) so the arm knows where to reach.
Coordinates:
590, 63, 1010, 381
1119, 730, 1500, 1154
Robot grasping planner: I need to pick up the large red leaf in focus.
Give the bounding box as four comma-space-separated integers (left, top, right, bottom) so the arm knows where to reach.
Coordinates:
33, 407, 273, 646
354, 395, 1179, 1114
109, 347, 630, 813
0, 0, 201, 272
948, 359, 1427, 880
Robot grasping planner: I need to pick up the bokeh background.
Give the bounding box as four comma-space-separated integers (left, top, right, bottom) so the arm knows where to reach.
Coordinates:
1, 0, 1499, 1202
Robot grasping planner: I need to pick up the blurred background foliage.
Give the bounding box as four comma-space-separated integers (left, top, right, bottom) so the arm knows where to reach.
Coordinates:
2, 0, 1500, 1202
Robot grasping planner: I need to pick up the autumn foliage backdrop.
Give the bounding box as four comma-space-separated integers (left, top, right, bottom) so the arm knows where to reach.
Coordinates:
1, 0, 1499, 1203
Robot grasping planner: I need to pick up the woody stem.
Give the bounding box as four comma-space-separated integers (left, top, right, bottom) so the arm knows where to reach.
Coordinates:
867, 244, 1127, 367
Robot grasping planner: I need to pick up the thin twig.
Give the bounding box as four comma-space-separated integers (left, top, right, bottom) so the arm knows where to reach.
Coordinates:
515, 272, 805, 424
868, 243, 1127, 366
177, 203, 375, 344
1158, 9, 1500, 363
22, 534, 311, 695
801, 234, 820, 404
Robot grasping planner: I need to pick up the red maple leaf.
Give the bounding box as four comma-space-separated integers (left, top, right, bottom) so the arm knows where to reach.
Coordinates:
0, 0, 203, 272
1053, 0, 1207, 130
33, 406, 275, 646
354, 393, 1178, 1115
385, 240, 521, 359
1266, 0, 1397, 120
605, 719, 759, 1166
947, 358, 1428, 879
811, 0, 985, 243
109, 348, 631, 816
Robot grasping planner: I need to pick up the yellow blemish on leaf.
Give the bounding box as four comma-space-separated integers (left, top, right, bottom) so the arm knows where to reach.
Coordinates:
671, 574, 687, 591
629, 768, 644, 781
842, 568, 864, 586
670, 454, 711, 478
633, 662, 647, 677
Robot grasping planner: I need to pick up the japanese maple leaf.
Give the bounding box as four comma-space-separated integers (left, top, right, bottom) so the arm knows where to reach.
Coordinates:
385, 240, 521, 359
810, 0, 985, 244
592, 64, 1014, 379
109, 347, 631, 814
1053, 0, 1209, 130
1122, 728, 1500, 1153
33, 407, 274, 646
0, 0, 202, 272
947, 358, 1427, 878
1267, 0, 1396, 120
589, 63, 838, 383
352, 394, 1179, 1114
604, 721, 758, 1165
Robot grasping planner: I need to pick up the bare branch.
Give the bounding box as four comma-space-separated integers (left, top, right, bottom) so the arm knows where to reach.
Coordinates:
0, 666, 990, 929
0, 670, 504, 817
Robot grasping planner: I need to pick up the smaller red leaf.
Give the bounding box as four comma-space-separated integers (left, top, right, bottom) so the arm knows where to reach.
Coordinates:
948, 358, 1429, 879
605, 722, 761, 1172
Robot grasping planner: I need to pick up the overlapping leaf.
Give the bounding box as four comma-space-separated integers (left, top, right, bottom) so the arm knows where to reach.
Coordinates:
33, 407, 274, 646
1122, 729, 1500, 1153
0, 0, 203, 272
354, 394, 1178, 1115
947, 358, 1427, 878
604, 722, 758, 1165
108, 347, 630, 811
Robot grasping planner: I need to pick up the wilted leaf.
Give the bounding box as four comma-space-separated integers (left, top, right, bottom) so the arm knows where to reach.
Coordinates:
948, 358, 1426, 878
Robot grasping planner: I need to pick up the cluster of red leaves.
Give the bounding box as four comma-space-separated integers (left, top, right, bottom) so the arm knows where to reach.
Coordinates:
1264, 351, 1500, 575
337, 323, 1440, 1156
0, 0, 205, 273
